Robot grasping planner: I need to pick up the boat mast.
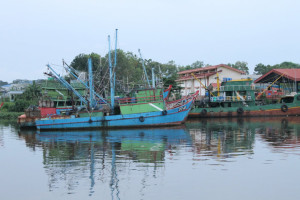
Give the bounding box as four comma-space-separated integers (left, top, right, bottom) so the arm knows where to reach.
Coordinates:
88, 58, 94, 109
108, 35, 115, 109
114, 29, 118, 92
138, 49, 150, 88
152, 68, 155, 88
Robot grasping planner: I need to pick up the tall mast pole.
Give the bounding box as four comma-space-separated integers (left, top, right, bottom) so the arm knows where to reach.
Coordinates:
114, 29, 118, 96
152, 67, 155, 88
114, 29, 118, 68
108, 35, 114, 109
88, 58, 94, 109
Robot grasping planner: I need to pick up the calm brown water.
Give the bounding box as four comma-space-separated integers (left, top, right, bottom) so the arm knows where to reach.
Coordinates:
1, 117, 300, 200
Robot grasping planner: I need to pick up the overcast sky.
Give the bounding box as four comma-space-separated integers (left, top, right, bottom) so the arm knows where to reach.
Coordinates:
1, 0, 300, 82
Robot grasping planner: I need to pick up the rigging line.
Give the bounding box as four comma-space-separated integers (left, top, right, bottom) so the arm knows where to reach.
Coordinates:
256, 72, 285, 100
94, 67, 110, 93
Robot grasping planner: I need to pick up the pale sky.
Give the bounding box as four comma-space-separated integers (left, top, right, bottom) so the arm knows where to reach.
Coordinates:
1, 0, 300, 82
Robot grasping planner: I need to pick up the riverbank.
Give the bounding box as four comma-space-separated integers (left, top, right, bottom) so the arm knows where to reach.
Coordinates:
0, 111, 23, 120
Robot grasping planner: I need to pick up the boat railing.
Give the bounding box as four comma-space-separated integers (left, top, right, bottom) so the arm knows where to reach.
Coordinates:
118, 95, 163, 104
166, 95, 194, 109
210, 95, 252, 102
219, 85, 254, 91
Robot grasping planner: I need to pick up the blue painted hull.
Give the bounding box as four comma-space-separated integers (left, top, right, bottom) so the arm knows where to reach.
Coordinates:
36, 98, 194, 131
36, 127, 191, 145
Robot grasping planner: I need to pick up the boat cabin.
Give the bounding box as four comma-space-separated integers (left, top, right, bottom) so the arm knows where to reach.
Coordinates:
201, 79, 256, 108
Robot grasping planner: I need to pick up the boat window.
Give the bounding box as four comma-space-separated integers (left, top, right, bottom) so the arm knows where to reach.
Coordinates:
297, 95, 300, 101
280, 97, 294, 103
239, 91, 246, 96
58, 101, 65, 107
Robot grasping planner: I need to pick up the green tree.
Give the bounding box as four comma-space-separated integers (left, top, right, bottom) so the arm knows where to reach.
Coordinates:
21, 81, 41, 102
191, 60, 204, 69
70, 53, 101, 72
178, 60, 206, 72
228, 61, 249, 74
10, 99, 31, 112
254, 63, 272, 75
0, 80, 8, 87
273, 61, 300, 69
254, 62, 300, 75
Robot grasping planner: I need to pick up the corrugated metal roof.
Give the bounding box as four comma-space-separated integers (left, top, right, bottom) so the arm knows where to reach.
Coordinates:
254, 68, 300, 83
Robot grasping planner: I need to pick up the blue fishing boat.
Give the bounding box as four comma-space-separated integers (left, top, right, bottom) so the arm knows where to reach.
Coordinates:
35, 30, 198, 131
35, 92, 197, 130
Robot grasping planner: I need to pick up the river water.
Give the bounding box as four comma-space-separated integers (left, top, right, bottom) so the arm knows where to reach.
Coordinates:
1, 117, 300, 200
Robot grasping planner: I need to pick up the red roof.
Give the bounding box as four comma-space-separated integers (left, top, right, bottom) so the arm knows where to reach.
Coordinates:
254, 69, 300, 83
177, 64, 245, 75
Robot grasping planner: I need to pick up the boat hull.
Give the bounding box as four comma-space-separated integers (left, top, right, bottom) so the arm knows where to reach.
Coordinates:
189, 103, 300, 118
17, 114, 36, 128
36, 97, 194, 131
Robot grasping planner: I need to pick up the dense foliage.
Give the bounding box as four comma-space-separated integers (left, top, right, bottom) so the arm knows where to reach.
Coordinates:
70, 50, 180, 95
0, 80, 8, 87
254, 62, 300, 75
227, 61, 249, 75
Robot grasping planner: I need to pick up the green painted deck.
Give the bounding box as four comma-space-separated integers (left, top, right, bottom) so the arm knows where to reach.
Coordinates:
119, 88, 165, 115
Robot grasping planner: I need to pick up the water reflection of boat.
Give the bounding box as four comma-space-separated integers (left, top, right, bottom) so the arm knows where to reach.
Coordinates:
186, 119, 255, 158
252, 117, 300, 149
186, 117, 300, 154
18, 127, 191, 197
36, 127, 191, 163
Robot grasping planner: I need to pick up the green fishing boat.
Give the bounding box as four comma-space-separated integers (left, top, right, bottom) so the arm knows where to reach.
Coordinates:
189, 78, 300, 118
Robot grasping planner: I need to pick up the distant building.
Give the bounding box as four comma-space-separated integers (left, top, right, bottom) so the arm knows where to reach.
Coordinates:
176, 64, 245, 96
12, 79, 32, 84
8, 91, 24, 101
1, 82, 31, 101
1, 84, 12, 92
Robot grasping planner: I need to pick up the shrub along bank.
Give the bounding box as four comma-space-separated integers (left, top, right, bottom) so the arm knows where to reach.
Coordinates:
0, 102, 26, 120
0, 111, 23, 120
